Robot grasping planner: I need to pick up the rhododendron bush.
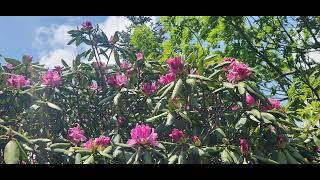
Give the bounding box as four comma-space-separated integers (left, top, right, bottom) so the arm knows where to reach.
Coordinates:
0, 17, 320, 164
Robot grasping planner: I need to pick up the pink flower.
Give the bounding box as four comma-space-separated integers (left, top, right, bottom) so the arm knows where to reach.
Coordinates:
5, 63, 15, 70
109, 35, 114, 44
90, 81, 100, 91
117, 116, 126, 126
246, 95, 256, 106
317, 146, 320, 153
92, 61, 106, 69
231, 105, 239, 111
261, 98, 281, 110
127, 124, 159, 147
142, 82, 158, 96
169, 128, 186, 143
136, 52, 143, 61
167, 57, 184, 74
270, 126, 277, 134
82, 139, 94, 150
240, 138, 249, 156
106, 73, 128, 88
42, 70, 63, 88
6, 75, 30, 89
95, 136, 111, 148
68, 125, 87, 145
81, 21, 93, 30
223, 57, 236, 62
23, 55, 33, 63
191, 136, 201, 146
158, 73, 175, 85
224, 59, 252, 83
120, 60, 132, 70
54, 66, 62, 74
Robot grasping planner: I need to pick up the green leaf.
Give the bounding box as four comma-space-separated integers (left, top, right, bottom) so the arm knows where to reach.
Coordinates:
168, 155, 178, 164
214, 128, 226, 137
178, 151, 187, 164
312, 135, 320, 146
4, 140, 20, 164
83, 155, 95, 164
235, 118, 247, 130
75, 153, 82, 164
283, 149, 300, 164
178, 111, 192, 124
237, 82, 246, 95
247, 109, 261, 119
114, 92, 121, 106
275, 150, 287, 164
253, 155, 279, 164
88, 51, 95, 62
146, 111, 169, 123
188, 74, 211, 81
16, 140, 28, 162
160, 82, 175, 99
171, 79, 183, 99
4, 57, 20, 65
98, 150, 113, 159
166, 112, 174, 126
143, 151, 153, 164
223, 82, 235, 89
61, 59, 69, 67
50, 143, 71, 149
197, 57, 204, 75
249, 115, 260, 123
47, 102, 63, 111
261, 112, 275, 123
114, 50, 121, 67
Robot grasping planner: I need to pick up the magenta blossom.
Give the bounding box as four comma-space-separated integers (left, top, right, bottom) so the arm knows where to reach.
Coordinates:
167, 57, 184, 74
42, 70, 63, 88
90, 81, 101, 91
95, 136, 111, 148
5, 63, 15, 70
158, 73, 175, 85
81, 21, 93, 30
240, 138, 249, 156
317, 146, 320, 153
127, 124, 159, 147
224, 59, 252, 83
169, 128, 186, 143
246, 95, 256, 106
92, 61, 106, 69
231, 105, 239, 111
261, 98, 281, 110
68, 125, 87, 145
191, 136, 201, 146
142, 82, 158, 96
23, 55, 33, 63
106, 73, 128, 88
54, 66, 62, 74
120, 60, 132, 70
6, 74, 30, 89
136, 52, 143, 61
82, 139, 94, 150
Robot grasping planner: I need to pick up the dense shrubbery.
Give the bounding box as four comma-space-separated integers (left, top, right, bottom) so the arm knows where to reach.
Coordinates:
0, 17, 320, 164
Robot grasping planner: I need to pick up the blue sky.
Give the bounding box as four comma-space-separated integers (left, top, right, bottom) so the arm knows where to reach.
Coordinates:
0, 16, 139, 67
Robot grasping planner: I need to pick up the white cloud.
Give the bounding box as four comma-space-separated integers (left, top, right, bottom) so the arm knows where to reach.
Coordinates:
33, 16, 133, 68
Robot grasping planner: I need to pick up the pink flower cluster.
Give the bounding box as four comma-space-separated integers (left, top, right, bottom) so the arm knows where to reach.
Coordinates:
261, 98, 281, 110
23, 55, 33, 63
81, 21, 93, 30
169, 128, 186, 143
158, 57, 184, 85
92, 61, 106, 69
167, 57, 184, 75
158, 73, 175, 85
191, 136, 201, 146
120, 60, 132, 70
142, 82, 158, 96
136, 52, 144, 61
246, 95, 256, 106
127, 124, 159, 147
106, 73, 128, 88
82, 136, 111, 151
5, 63, 15, 70
90, 81, 101, 91
239, 138, 249, 156
6, 74, 30, 89
42, 70, 63, 88
68, 124, 87, 145
224, 58, 252, 83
